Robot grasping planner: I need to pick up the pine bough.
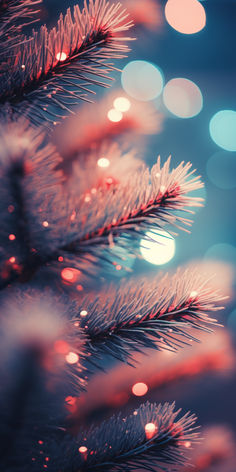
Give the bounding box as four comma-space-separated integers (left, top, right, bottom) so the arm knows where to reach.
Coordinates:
0, 2, 225, 472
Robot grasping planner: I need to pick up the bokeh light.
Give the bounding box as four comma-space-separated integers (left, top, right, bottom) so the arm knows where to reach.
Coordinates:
140, 229, 175, 265
165, 0, 206, 35
97, 157, 110, 168
209, 110, 236, 151
107, 109, 123, 122
132, 382, 148, 396
65, 352, 79, 364
145, 423, 157, 440
163, 78, 203, 118
204, 243, 236, 273
206, 151, 236, 189
121, 60, 164, 101
113, 97, 131, 112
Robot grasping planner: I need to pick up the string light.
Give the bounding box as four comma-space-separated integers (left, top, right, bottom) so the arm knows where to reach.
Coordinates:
78, 446, 88, 460
97, 157, 110, 168
56, 52, 67, 61
65, 352, 79, 364
80, 310, 88, 317
42, 221, 49, 227
132, 382, 148, 396
145, 423, 157, 440
9, 234, 16, 241
61, 268, 80, 283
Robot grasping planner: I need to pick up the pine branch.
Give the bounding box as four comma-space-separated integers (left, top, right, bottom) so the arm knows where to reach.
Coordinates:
0, 121, 63, 288
0, 0, 41, 51
71, 267, 224, 364
0, 124, 204, 286
53, 402, 199, 472
0, 0, 133, 126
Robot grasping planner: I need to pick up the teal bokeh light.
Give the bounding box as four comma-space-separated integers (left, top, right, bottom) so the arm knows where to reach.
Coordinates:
209, 110, 236, 151
121, 60, 164, 102
206, 151, 236, 189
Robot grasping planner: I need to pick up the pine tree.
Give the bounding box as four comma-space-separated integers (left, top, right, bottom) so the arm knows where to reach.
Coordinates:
0, 1, 225, 471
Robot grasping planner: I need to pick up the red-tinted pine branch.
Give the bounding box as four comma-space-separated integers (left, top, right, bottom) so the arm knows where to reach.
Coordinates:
49, 402, 199, 472
71, 268, 224, 363
0, 0, 133, 126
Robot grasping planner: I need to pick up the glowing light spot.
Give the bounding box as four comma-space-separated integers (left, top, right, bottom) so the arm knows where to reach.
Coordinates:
97, 157, 110, 168
76, 284, 84, 291
61, 268, 80, 283
54, 340, 69, 354
209, 110, 236, 151
190, 291, 198, 298
21, 64, 25, 69
116, 264, 122, 271
163, 78, 203, 118
165, 0, 206, 34
65, 352, 79, 364
8, 205, 15, 213
206, 151, 236, 189
84, 194, 91, 203
42, 221, 49, 227
132, 382, 148, 396
80, 310, 88, 317
184, 441, 191, 448
9, 234, 16, 241
38, 440, 44, 445
107, 108, 123, 122
121, 60, 164, 101
56, 52, 67, 61
58, 256, 64, 262
9, 257, 16, 263
140, 229, 175, 265
113, 97, 131, 112
79, 446, 88, 453
145, 423, 157, 440
65, 396, 77, 405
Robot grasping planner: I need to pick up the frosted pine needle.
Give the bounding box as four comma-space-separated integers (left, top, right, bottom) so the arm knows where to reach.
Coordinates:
52, 402, 199, 472
71, 267, 224, 363
0, 0, 133, 126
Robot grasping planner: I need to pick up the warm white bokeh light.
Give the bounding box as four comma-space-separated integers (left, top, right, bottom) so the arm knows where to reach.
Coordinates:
113, 97, 131, 112
163, 78, 203, 118
209, 110, 236, 151
107, 108, 123, 122
121, 60, 164, 101
165, 0, 206, 34
145, 423, 157, 440
65, 352, 79, 364
56, 52, 67, 61
97, 157, 110, 168
140, 229, 175, 265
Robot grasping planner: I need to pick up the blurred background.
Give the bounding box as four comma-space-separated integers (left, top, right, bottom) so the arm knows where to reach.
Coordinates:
42, 1, 236, 470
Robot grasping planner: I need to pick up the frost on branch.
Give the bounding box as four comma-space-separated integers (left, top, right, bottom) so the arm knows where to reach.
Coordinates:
0, 122, 204, 287
0, 0, 133, 126
0, 0, 41, 53
52, 402, 199, 472
70, 267, 224, 363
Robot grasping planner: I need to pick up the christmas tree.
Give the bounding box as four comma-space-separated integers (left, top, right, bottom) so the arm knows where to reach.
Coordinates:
0, 1, 225, 471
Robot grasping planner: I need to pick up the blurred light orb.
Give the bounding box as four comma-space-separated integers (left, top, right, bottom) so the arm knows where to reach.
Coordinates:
65, 352, 79, 364
145, 423, 157, 440
140, 229, 175, 265
165, 0, 206, 34
61, 267, 80, 283
107, 108, 123, 122
113, 97, 131, 112
206, 151, 236, 189
209, 110, 236, 151
163, 78, 203, 118
204, 244, 236, 270
132, 382, 148, 396
56, 51, 67, 61
121, 60, 164, 101
97, 157, 110, 168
